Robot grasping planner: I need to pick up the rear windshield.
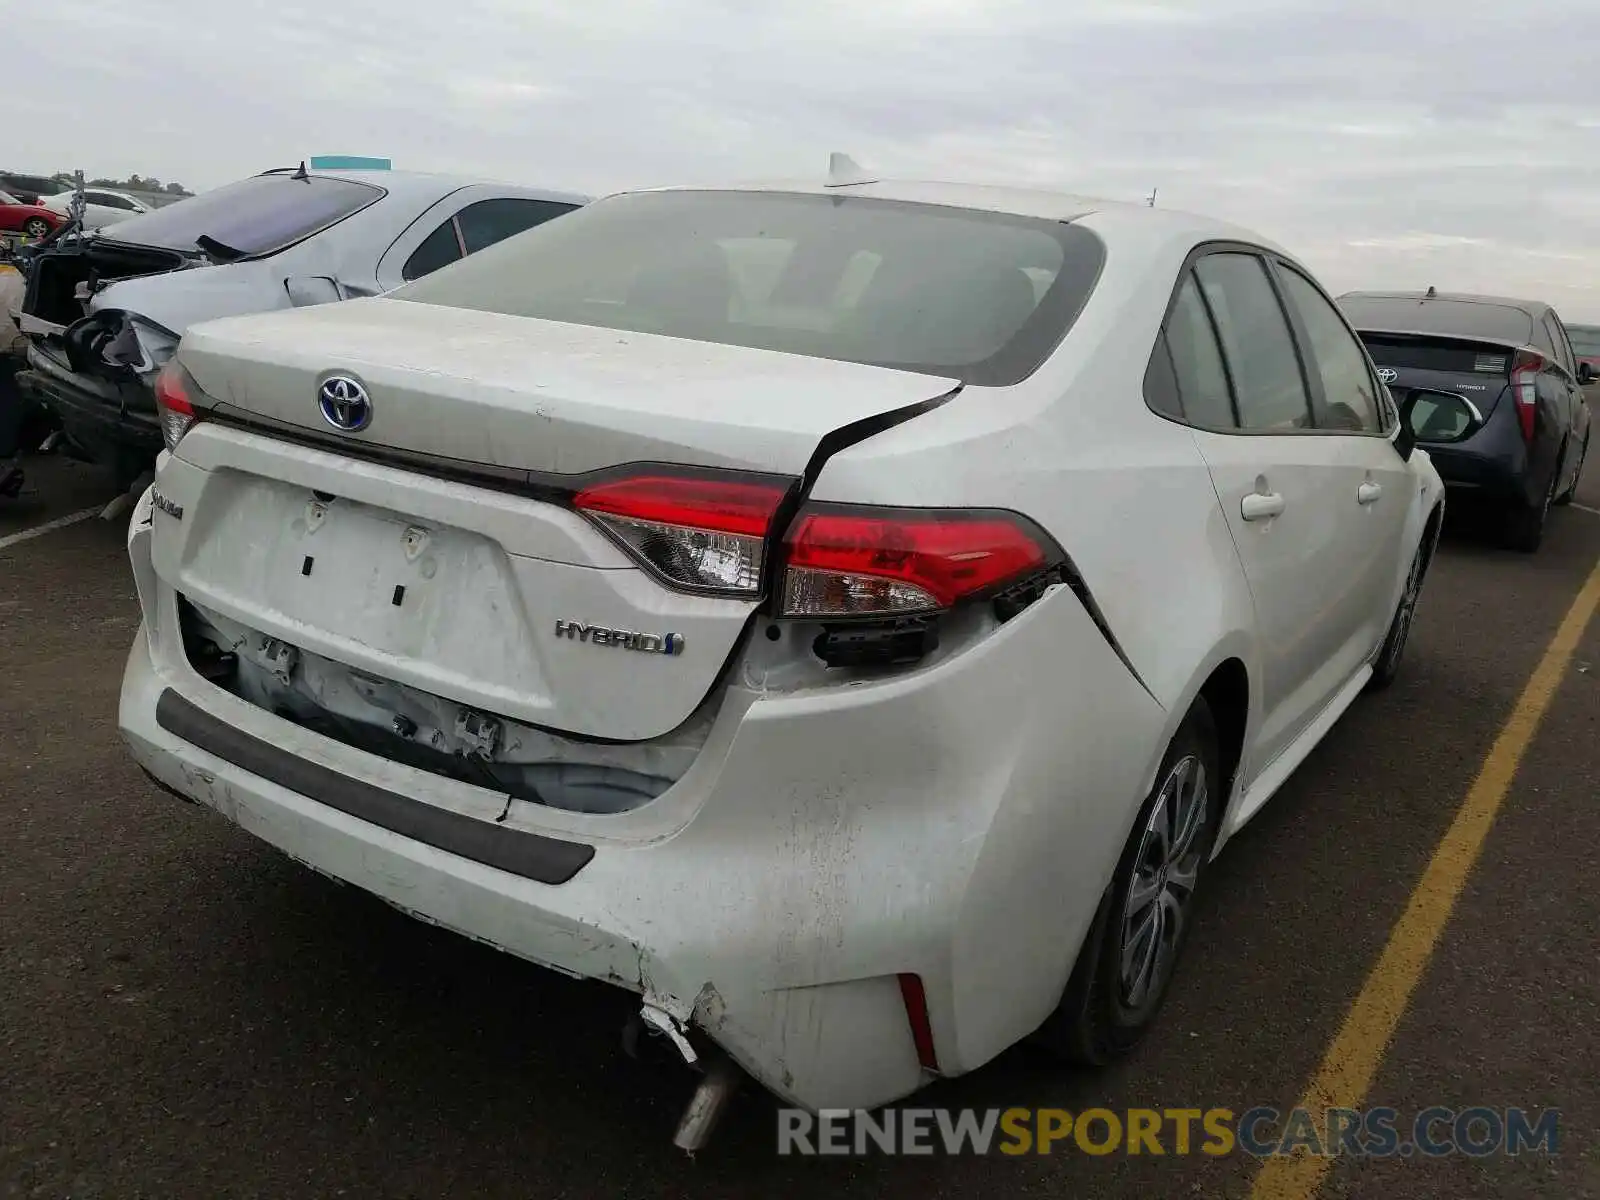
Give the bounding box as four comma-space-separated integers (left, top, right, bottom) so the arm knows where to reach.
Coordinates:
1358, 334, 1512, 376
2, 175, 60, 196
1567, 324, 1600, 356
1338, 294, 1535, 345
96, 173, 384, 258
389, 189, 1107, 386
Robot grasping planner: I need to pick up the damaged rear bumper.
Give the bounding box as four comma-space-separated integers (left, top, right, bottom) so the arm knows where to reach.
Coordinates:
118, 479, 1167, 1117
121, 620, 932, 1112
18, 341, 163, 469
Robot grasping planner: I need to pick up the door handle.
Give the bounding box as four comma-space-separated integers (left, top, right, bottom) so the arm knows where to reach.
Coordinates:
1241, 491, 1286, 522
1357, 481, 1383, 505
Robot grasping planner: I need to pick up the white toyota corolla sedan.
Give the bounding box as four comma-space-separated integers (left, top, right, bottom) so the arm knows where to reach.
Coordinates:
118, 164, 1445, 1144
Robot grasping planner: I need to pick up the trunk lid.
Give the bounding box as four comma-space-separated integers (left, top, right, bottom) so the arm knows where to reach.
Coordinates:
1357, 331, 1518, 419
161, 299, 958, 741
179, 296, 959, 475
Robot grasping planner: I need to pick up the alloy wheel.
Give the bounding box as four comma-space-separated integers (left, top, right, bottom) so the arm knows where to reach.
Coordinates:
1381, 545, 1426, 674
1118, 753, 1208, 1010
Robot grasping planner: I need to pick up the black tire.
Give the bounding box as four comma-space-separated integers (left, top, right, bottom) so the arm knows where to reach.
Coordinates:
22, 217, 51, 240
1035, 700, 1221, 1066
1554, 433, 1587, 507
1367, 522, 1434, 692
1502, 449, 1562, 553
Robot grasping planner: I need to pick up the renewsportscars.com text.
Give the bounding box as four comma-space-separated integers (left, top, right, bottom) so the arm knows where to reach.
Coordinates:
777, 1106, 1560, 1157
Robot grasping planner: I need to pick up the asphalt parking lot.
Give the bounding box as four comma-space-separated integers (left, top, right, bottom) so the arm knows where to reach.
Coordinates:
5, 443, 1600, 1200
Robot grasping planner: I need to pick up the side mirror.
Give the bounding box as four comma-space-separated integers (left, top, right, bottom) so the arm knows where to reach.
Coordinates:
1391, 386, 1481, 461
1579, 362, 1594, 385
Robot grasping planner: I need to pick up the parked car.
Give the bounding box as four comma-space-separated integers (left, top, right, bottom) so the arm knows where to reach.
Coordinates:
1567, 323, 1600, 382
0, 173, 64, 205
119, 170, 1445, 1145
1339, 289, 1592, 551
15, 166, 590, 488
0, 190, 66, 241
39, 187, 153, 230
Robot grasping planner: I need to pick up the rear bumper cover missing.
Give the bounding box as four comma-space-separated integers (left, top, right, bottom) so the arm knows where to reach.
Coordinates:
153, 687, 595, 885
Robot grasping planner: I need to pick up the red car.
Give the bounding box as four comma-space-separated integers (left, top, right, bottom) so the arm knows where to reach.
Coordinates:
0, 190, 65, 240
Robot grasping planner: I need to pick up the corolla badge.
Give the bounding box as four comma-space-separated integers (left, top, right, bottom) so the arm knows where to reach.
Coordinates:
1377, 367, 1398, 383
318, 375, 373, 432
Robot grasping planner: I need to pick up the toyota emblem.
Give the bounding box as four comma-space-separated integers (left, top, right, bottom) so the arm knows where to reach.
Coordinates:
318, 375, 372, 432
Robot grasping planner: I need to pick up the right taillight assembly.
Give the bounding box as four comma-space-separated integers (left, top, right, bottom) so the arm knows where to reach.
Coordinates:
569, 466, 1065, 665
779, 503, 1058, 619
1510, 350, 1542, 444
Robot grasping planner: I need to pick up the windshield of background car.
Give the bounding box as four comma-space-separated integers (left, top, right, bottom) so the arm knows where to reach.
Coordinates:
389, 190, 1108, 386
1337, 295, 1535, 344
95, 173, 385, 257
1566, 325, 1600, 357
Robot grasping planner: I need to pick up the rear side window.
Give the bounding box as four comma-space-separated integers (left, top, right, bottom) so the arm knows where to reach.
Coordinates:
1275, 266, 1383, 433
1194, 253, 1312, 431
403, 220, 463, 281
1159, 273, 1237, 429
1543, 313, 1575, 375
402, 198, 580, 281
390, 189, 1107, 386
95, 173, 384, 257
457, 198, 577, 254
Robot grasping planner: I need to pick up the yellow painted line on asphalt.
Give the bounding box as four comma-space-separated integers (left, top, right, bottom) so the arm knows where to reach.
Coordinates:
1250, 552, 1600, 1200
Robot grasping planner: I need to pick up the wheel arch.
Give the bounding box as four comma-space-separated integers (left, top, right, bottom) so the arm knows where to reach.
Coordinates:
1135, 634, 1259, 849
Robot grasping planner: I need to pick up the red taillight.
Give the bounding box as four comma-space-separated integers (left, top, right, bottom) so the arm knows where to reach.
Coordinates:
779, 504, 1054, 618
154, 361, 201, 451
572, 471, 793, 596
898, 973, 939, 1073
1511, 350, 1542, 444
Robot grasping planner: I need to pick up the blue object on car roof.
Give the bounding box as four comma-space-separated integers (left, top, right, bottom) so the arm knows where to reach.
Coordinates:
309, 156, 392, 170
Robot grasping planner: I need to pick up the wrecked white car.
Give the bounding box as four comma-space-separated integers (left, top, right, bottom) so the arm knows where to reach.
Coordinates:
15, 166, 588, 488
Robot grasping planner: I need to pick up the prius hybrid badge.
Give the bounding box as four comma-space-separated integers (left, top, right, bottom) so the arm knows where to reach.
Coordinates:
318, 375, 372, 432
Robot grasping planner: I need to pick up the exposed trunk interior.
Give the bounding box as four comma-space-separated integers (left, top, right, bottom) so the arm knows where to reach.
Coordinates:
25, 239, 189, 328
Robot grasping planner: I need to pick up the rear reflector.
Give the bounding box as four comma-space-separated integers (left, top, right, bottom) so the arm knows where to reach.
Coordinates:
1511, 350, 1542, 443
573, 471, 793, 596
154, 361, 201, 451
898, 973, 940, 1073
780, 504, 1055, 618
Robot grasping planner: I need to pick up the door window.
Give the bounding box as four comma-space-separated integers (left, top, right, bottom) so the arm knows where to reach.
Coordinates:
1193, 253, 1313, 432
1275, 265, 1384, 433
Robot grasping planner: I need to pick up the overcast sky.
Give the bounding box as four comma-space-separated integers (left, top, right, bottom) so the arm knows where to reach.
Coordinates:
12, 0, 1600, 319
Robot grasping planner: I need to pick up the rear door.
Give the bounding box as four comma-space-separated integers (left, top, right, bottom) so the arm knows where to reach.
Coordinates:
1157, 249, 1370, 768
1269, 258, 1412, 657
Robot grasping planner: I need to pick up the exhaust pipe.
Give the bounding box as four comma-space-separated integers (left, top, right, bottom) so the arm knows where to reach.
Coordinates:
627, 999, 746, 1152
673, 1052, 743, 1154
